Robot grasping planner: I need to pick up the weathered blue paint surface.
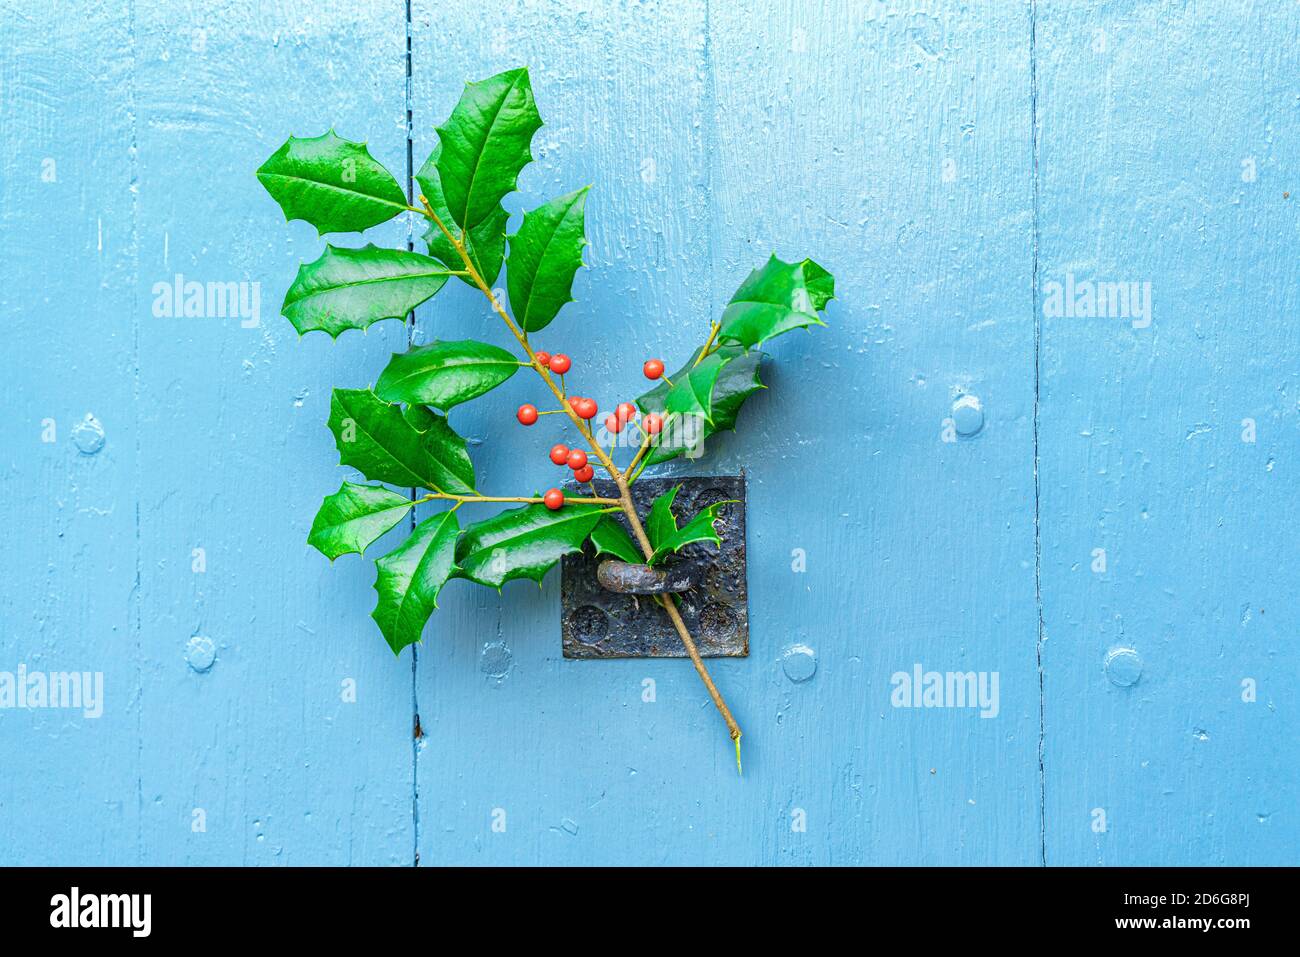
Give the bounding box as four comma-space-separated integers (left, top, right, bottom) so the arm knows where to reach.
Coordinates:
1, 0, 1294, 866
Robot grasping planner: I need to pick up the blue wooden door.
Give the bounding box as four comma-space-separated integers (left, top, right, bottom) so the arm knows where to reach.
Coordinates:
1, 0, 1294, 866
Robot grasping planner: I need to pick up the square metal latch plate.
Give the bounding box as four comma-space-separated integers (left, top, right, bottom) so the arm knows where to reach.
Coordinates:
561, 474, 748, 658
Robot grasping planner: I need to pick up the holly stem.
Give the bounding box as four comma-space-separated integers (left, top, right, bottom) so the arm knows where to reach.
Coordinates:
613, 471, 744, 764
418, 196, 618, 478
413, 197, 743, 770
626, 411, 674, 485
414, 492, 621, 506
625, 427, 654, 478
695, 321, 722, 365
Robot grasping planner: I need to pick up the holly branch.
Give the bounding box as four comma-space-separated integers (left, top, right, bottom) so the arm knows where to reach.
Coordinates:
257, 67, 833, 771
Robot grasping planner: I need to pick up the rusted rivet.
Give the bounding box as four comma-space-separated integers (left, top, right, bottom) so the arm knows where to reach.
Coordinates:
567, 605, 609, 646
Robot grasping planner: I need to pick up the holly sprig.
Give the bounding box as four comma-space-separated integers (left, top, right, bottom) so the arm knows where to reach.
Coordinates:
259, 67, 834, 770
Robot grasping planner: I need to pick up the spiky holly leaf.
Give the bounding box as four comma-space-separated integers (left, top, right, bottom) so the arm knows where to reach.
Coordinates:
371, 509, 460, 654
718, 255, 834, 349
375, 339, 520, 411
281, 244, 454, 338
647, 499, 735, 566
256, 131, 407, 235
402, 404, 477, 494
328, 389, 476, 495
436, 68, 543, 233
417, 143, 509, 286
645, 485, 683, 551
456, 501, 607, 589
506, 187, 589, 332
589, 515, 643, 564
663, 351, 727, 424
307, 482, 413, 560
636, 345, 766, 467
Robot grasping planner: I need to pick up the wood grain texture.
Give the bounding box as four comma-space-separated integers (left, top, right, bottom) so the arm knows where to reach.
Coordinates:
1035, 0, 1299, 865
2, 0, 415, 865
1, 0, 142, 865
0, 0, 1294, 866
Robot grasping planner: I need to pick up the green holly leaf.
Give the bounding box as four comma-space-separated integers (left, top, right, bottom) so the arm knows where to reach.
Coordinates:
645, 485, 684, 551
256, 131, 407, 235
589, 515, 643, 564
281, 244, 454, 338
371, 509, 460, 654
456, 501, 607, 588
636, 345, 766, 467
307, 482, 414, 560
718, 255, 834, 349
663, 351, 727, 424
328, 389, 476, 495
436, 67, 543, 233
402, 404, 477, 494
375, 339, 520, 411
648, 500, 735, 566
506, 187, 589, 332
417, 143, 508, 286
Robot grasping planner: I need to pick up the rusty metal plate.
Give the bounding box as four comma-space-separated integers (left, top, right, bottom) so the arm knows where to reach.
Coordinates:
561, 475, 748, 658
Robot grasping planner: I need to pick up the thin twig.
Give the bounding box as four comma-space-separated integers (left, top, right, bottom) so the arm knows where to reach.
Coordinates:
415, 492, 621, 506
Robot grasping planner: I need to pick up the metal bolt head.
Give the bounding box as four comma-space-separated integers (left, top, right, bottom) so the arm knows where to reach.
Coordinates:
952, 394, 984, 436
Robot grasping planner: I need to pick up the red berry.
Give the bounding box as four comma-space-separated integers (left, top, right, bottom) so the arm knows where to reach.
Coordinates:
549, 444, 570, 465
548, 353, 572, 375
643, 358, 665, 380
516, 404, 539, 426
604, 413, 623, 433
643, 413, 664, 434
616, 402, 637, 423
566, 449, 588, 470
576, 398, 598, 419
574, 465, 594, 483
568, 396, 583, 412
534, 351, 551, 368
543, 488, 564, 510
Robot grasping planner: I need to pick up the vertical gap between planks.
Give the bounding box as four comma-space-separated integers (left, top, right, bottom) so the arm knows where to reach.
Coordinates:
702, 0, 716, 318
1028, 0, 1047, 868
128, 0, 144, 865
404, 0, 420, 868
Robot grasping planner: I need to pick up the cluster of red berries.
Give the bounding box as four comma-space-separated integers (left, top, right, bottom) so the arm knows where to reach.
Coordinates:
517, 356, 668, 433
521, 356, 671, 508
534, 351, 571, 375
548, 442, 593, 481
541, 442, 593, 510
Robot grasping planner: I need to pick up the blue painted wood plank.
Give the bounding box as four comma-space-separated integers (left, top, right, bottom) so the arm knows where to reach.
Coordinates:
0, 0, 144, 865
1035, 0, 1300, 864
131, 0, 419, 865
704, 0, 1042, 865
